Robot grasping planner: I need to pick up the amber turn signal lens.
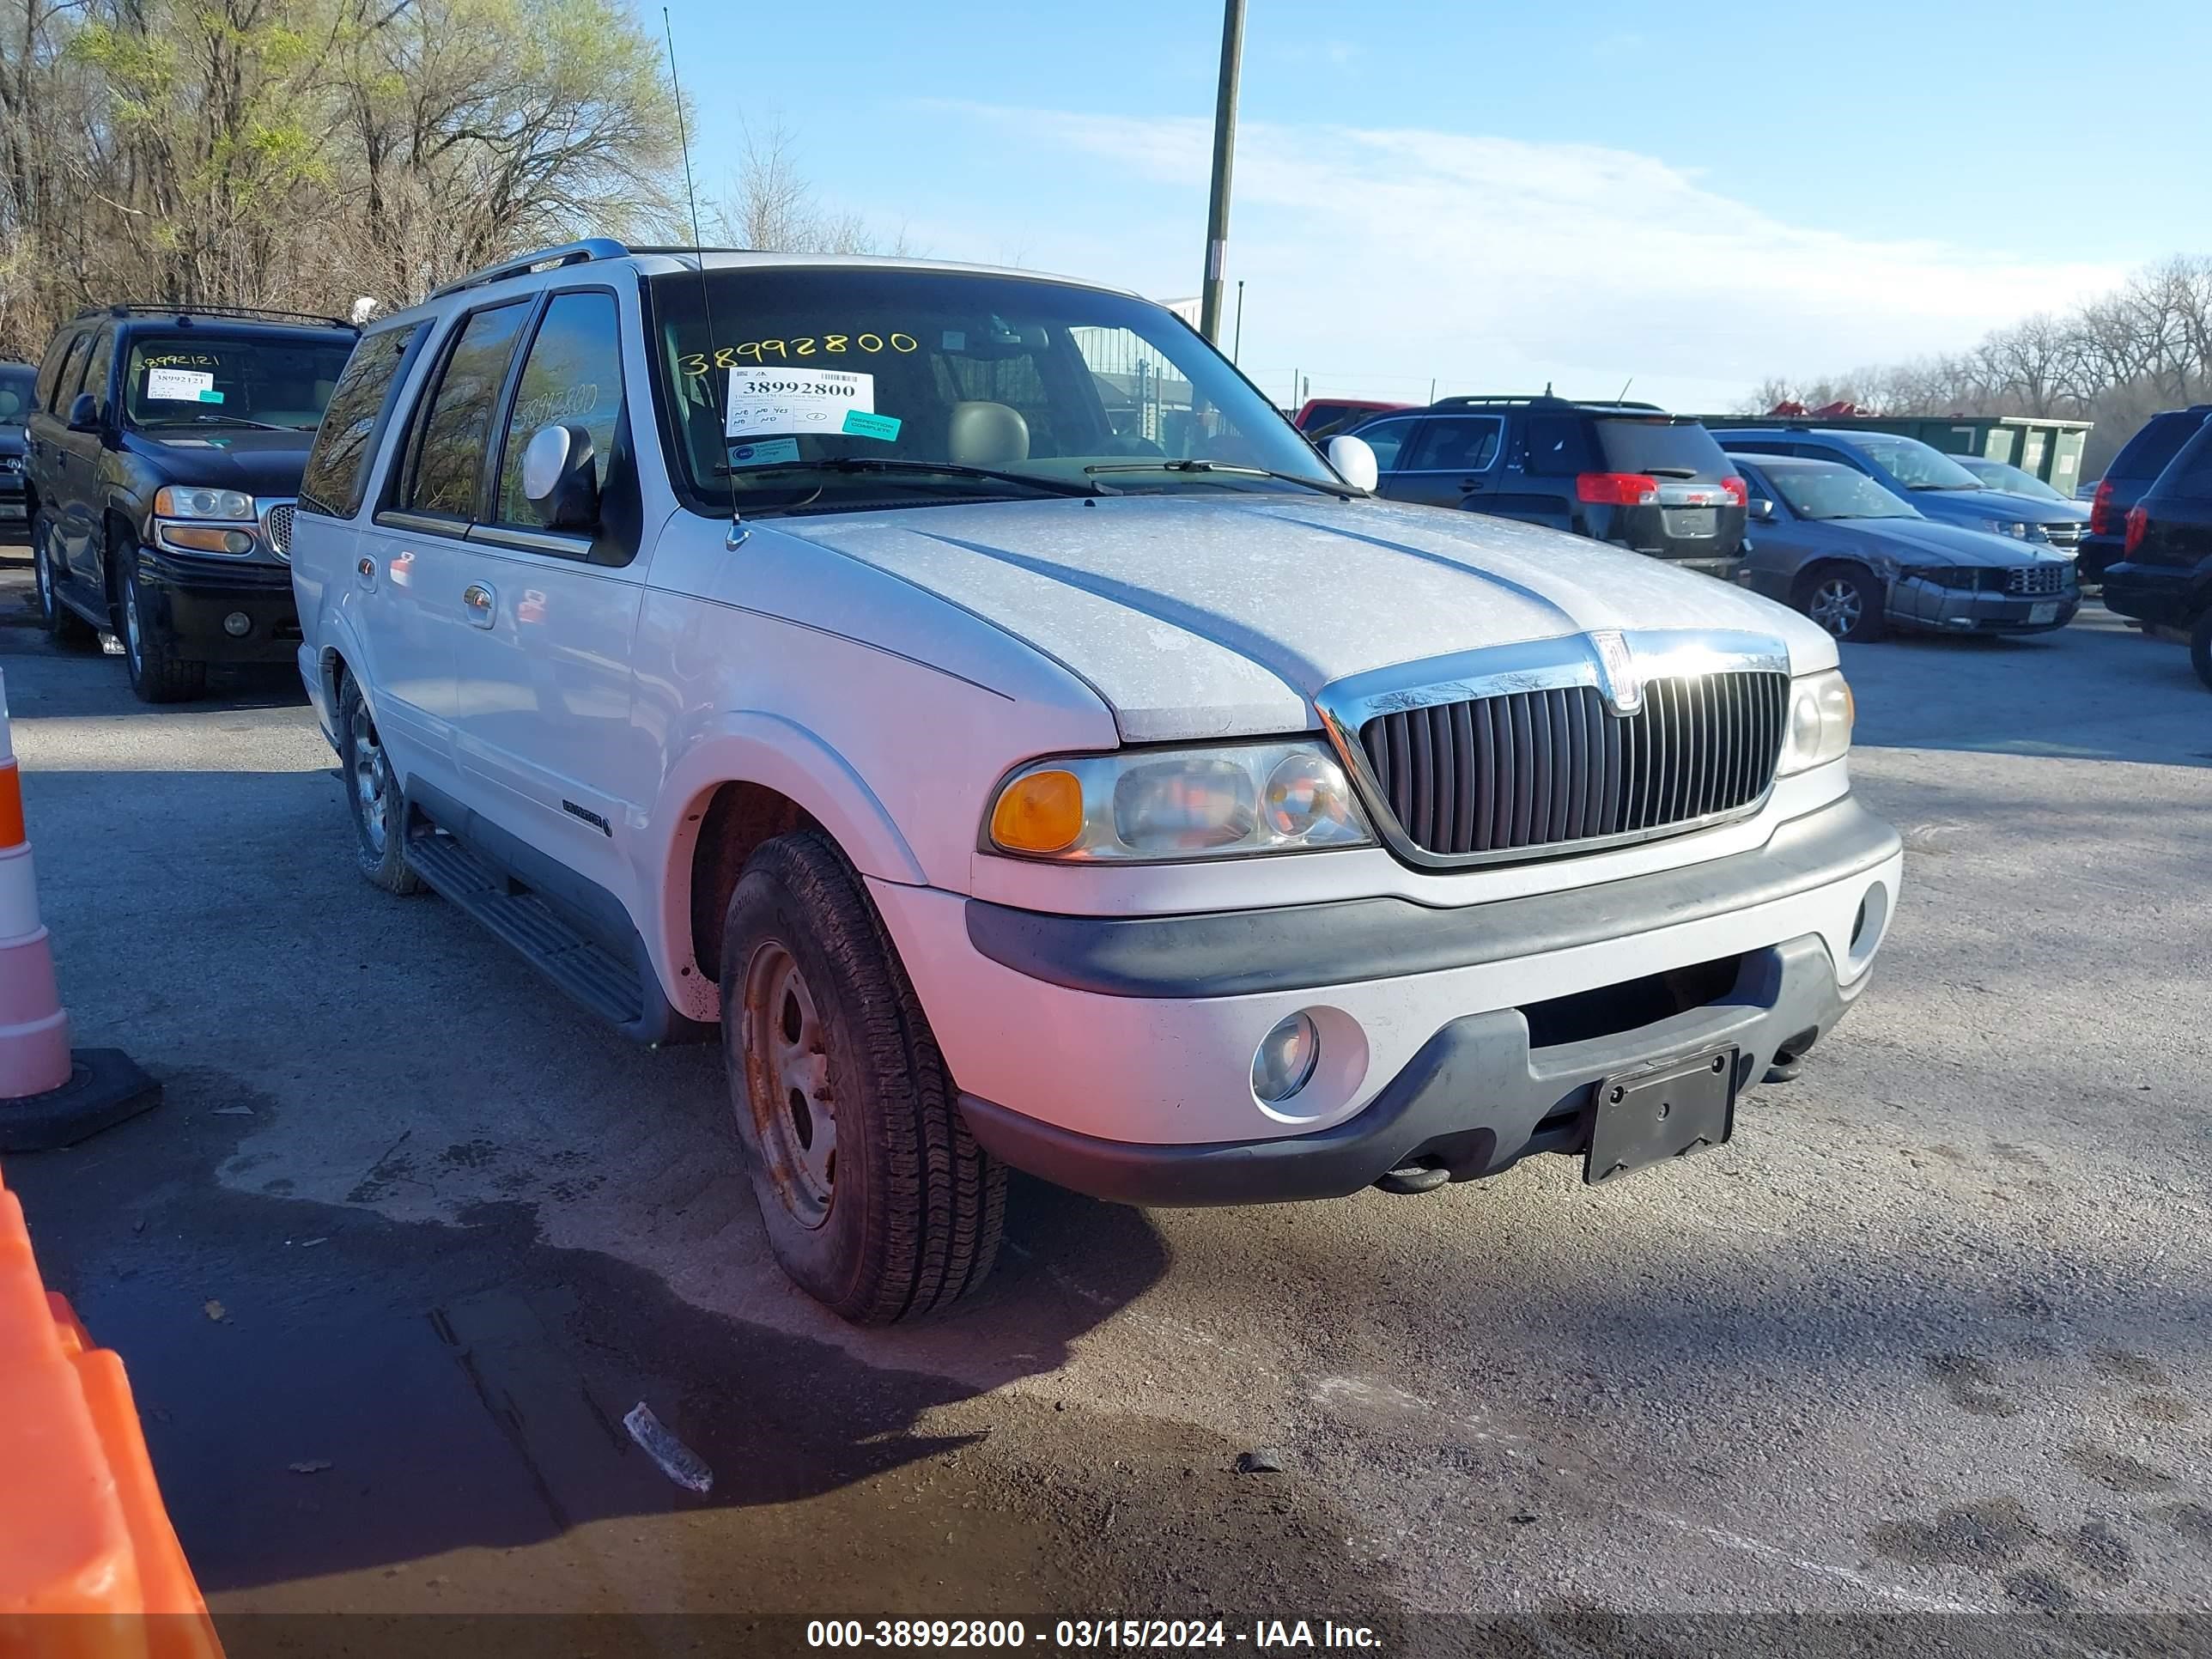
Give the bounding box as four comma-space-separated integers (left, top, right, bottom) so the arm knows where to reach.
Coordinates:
990, 769, 1084, 854
162, 524, 254, 554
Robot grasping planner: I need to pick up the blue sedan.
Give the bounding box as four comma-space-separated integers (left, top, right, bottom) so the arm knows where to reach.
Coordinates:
1735, 454, 2080, 641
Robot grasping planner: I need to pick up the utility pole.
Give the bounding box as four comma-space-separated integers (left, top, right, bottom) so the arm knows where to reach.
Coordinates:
1198, 0, 1246, 345
1233, 280, 1245, 362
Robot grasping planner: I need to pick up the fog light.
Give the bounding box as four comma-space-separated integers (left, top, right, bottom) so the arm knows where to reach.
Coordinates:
223, 611, 252, 637
1252, 1012, 1320, 1104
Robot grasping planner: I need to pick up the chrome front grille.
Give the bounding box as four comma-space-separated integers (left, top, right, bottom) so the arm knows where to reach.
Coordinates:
2006, 563, 2068, 596
263, 501, 295, 561
2037, 520, 2082, 548
1351, 665, 1789, 861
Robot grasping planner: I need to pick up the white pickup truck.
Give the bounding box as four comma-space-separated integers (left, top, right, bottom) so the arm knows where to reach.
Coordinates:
289, 240, 1901, 1323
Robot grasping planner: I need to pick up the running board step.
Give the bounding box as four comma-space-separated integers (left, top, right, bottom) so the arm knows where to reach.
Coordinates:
404, 831, 646, 1029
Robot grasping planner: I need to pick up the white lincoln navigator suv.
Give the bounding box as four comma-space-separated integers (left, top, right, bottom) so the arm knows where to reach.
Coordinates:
291, 240, 1901, 1323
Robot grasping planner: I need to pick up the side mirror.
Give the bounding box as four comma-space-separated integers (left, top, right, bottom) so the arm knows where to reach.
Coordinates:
521, 422, 600, 531
1750, 498, 1777, 522
66, 392, 100, 434
1325, 434, 1379, 492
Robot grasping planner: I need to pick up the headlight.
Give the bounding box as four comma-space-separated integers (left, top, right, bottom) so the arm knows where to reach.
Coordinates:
1777, 670, 1853, 776
1978, 517, 2028, 538
985, 740, 1374, 861
1901, 564, 1981, 590
154, 485, 256, 521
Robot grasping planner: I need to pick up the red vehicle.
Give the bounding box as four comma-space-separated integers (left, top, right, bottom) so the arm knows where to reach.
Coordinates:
1293, 397, 1410, 441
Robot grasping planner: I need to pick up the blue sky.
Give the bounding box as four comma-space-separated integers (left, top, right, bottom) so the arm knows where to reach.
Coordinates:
656, 0, 2208, 410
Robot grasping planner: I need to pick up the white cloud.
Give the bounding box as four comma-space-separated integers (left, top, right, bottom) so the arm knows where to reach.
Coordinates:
913, 105, 2126, 410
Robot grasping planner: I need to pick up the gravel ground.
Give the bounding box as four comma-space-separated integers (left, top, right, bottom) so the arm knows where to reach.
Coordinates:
4, 555, 2208, 1652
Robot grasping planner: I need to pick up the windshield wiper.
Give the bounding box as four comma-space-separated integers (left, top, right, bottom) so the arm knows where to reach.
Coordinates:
717, 456, 1103, 499
165, 412, 291, 431
1083, 458, 1356, 496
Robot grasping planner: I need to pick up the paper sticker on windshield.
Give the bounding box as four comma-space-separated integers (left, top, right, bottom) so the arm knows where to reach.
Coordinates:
842, 410, 901, 442
727, 437, 800, 466
725, 368, 872, 439
146, 368, 217, 402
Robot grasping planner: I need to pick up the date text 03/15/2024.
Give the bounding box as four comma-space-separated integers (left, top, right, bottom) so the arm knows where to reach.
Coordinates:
804, 1620, 1383, 1650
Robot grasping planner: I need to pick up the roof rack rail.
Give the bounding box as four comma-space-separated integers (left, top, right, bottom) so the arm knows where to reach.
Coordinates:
428, 238, 633, 301
1430, 393, 1667, 412
72, 302, 356, 330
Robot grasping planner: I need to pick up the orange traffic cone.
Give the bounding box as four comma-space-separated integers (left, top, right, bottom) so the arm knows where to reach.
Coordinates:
2, 1164, 224, 1656
0, 668, 160, 1153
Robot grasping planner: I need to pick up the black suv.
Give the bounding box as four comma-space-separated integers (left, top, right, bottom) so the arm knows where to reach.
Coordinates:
2081, 405, 2211, 586
1348, 395, 1749, 579
26, 305, 358, 702
0, 362, 35, 528
2101, 417, 2212, 690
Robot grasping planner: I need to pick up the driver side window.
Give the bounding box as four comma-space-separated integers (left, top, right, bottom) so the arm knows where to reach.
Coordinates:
492, 291, 625, 528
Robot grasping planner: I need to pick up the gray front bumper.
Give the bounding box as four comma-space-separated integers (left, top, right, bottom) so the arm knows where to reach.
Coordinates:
1892, 577, 2079, 633
959, 936, 1856, 1206
957, 794, 1899, 1206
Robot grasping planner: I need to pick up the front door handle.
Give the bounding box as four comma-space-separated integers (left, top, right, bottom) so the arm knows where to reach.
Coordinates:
462, 582, 496, 628
1460, 477, 1486, 492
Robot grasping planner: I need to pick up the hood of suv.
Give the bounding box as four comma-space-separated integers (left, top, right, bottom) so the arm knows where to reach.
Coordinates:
123, 427, 315, 498
1837, 517, 2077, 568
775, 495, 1834, 741
1909, 486, 2087, 531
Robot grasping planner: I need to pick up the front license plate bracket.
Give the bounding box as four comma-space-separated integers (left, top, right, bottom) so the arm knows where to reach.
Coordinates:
1584, 1046, 1738, 1185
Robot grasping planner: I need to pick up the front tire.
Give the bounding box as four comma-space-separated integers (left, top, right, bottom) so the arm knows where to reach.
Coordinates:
2192, 609, 2212, 692
1798, 562, 1888, 642
337, 672, 422, 895
720, 830, 1004, 1324
117, 545, 209, 702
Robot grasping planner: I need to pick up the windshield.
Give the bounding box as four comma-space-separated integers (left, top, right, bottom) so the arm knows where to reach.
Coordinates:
1962, 458, 2066, 501
123, 334, 356, 430
648, 266, 1338, 513
1847, 434, 1984, 491
0, 365, 33, 427
1766, 465, 1919, 521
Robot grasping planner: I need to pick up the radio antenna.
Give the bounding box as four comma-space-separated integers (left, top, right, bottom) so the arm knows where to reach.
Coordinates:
662, 7, 744, 545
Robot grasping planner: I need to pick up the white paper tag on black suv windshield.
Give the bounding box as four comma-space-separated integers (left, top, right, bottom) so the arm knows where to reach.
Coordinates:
725, 368, 873, 439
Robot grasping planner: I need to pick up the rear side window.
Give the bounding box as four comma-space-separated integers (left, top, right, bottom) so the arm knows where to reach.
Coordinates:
1594, 418, 1731, 478
1523, 415, 1594, 476
399, 302, 532, 519
1402, 415, 1503, 473
492, 291, 624, 527
301, 323, 426, 520
2113, 412, 2207, 482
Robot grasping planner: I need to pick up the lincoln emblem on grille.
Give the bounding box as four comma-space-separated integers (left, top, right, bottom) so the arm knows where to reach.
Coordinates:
1589, 629, 1642, 717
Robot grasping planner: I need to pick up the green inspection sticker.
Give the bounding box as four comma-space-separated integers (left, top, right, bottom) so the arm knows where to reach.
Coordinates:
842, 410, 900, 441
197, 389, 226, 404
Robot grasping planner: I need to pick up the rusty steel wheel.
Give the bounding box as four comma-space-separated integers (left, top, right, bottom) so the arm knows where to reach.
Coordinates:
739, 939, 837, 1230
718, 830, 1005, 1323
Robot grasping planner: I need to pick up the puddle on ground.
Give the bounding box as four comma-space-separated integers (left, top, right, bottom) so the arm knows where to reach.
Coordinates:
9, 1068, 1407, 1630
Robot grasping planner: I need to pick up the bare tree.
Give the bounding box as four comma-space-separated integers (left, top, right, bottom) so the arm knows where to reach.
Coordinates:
1753, 252, 2212, 472
710, 112, 912, 255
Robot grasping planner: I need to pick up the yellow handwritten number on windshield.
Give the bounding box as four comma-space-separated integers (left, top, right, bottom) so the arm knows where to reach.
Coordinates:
678, 333, 918, 376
